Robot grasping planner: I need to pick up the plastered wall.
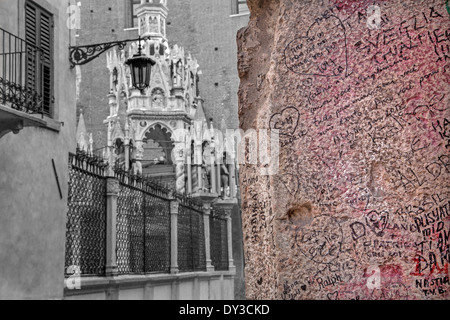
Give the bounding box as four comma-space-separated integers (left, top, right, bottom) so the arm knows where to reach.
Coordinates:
237, 0, 449, 300
0, 0, 76, 299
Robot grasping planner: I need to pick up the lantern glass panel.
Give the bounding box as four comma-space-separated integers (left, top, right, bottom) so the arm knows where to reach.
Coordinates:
126, 54, 155, 91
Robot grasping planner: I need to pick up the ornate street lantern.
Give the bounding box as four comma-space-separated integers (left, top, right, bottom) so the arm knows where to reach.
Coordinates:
125, 42, 156, 91
69, 35, 156, 91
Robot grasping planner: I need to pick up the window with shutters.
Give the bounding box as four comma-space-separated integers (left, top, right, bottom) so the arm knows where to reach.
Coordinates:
130, 0, 141, 28
25, 0, 54, 117
231, 0, 249, 15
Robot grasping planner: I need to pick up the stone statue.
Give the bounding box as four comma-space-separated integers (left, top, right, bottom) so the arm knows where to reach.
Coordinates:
130, 145, 142, 176
151, 88, 165, 108
115, 140, 126, 169
220, 159, 230, 199
202, 142, 213, 192
175, 60, 183, 87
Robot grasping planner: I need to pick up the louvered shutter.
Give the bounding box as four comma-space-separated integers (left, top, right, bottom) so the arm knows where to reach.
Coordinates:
25, 4, 37, 97
25, 1, 53, 116
40, 11, 52, 115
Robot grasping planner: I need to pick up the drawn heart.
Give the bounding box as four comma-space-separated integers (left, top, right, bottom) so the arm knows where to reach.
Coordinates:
269, 106, 300, 136
327, 291, 339, 300
284, 15, 348, 77
365, 210, 389, 237
279, 173, 300, 195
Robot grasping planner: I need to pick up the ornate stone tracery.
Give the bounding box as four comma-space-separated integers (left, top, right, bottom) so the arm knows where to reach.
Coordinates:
101, 0, 237, 201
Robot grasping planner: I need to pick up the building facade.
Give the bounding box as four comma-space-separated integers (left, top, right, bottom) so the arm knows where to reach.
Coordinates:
0, 0, 77, 299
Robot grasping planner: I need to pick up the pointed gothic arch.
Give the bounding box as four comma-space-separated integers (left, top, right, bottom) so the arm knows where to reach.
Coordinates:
142, 123, 175, 165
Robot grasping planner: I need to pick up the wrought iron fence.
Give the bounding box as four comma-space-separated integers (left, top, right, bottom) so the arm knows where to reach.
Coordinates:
116, 171, 172, 275
116, 182, 145, 274
64, 151, 222, 278
177, 194, 206, 273
0, 27, 43, 114
210, 207, 229, 271
144, 193, 171, 273
65, 151, 108, 277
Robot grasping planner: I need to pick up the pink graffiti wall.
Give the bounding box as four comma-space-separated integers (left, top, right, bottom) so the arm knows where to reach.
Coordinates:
238, 0, 450, 300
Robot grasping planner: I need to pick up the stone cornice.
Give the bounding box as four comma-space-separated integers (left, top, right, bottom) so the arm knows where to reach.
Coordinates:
127, 111, 193, 122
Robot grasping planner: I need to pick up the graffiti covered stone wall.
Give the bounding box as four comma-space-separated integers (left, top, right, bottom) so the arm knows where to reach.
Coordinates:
237, 0, 450, 300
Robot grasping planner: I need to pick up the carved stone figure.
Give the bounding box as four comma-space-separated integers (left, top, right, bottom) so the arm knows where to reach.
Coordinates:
220, 160, 230, 199
202, 142, 213, 192
151, 88, 165, 108
132, 160, 142, 175
175, 60, 183, 87
130, 143, 142, 175
114, 139, 126, 169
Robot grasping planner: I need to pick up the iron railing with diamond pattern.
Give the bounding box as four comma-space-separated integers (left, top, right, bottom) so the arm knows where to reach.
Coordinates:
65, 151, 221, 278
144, 193, 171, 273
65, 151, 108, 277
177, 194, 206, 273
210, 207, 229, 271
115, 171, 172, 275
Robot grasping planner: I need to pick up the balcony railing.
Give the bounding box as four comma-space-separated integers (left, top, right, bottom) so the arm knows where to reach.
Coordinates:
0, 27, 44, 114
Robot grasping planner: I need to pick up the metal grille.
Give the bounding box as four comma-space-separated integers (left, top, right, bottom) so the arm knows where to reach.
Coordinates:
210, 207, 229, 271
65, 152, 107, 277
144, 193, 171, 273
117, 182, 145, 275
177, 196, 206, 272
116, 172, 172, 275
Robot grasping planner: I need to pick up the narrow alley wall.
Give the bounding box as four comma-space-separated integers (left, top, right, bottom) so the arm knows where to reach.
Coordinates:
237, 0, 450, 300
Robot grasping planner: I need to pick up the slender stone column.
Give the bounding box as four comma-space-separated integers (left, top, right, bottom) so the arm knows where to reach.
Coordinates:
192, 163, 199, 193
216, 162, 221, 197
226, 208, 236, 273
214, 200, 237, 274
210, 162, 216, 194
170, 200, 179, 274
203, 202, 215, 272
106, 121, 115, 177
124, 142, 130, 172
195, 144, 203, 192
105, 177, 119, 276
187, 150, 193, 194
209, 148, 217, 194
229, 160, 236, 199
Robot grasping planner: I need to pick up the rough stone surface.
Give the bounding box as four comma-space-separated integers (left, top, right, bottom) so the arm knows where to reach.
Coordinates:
238, 0, 450, 300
